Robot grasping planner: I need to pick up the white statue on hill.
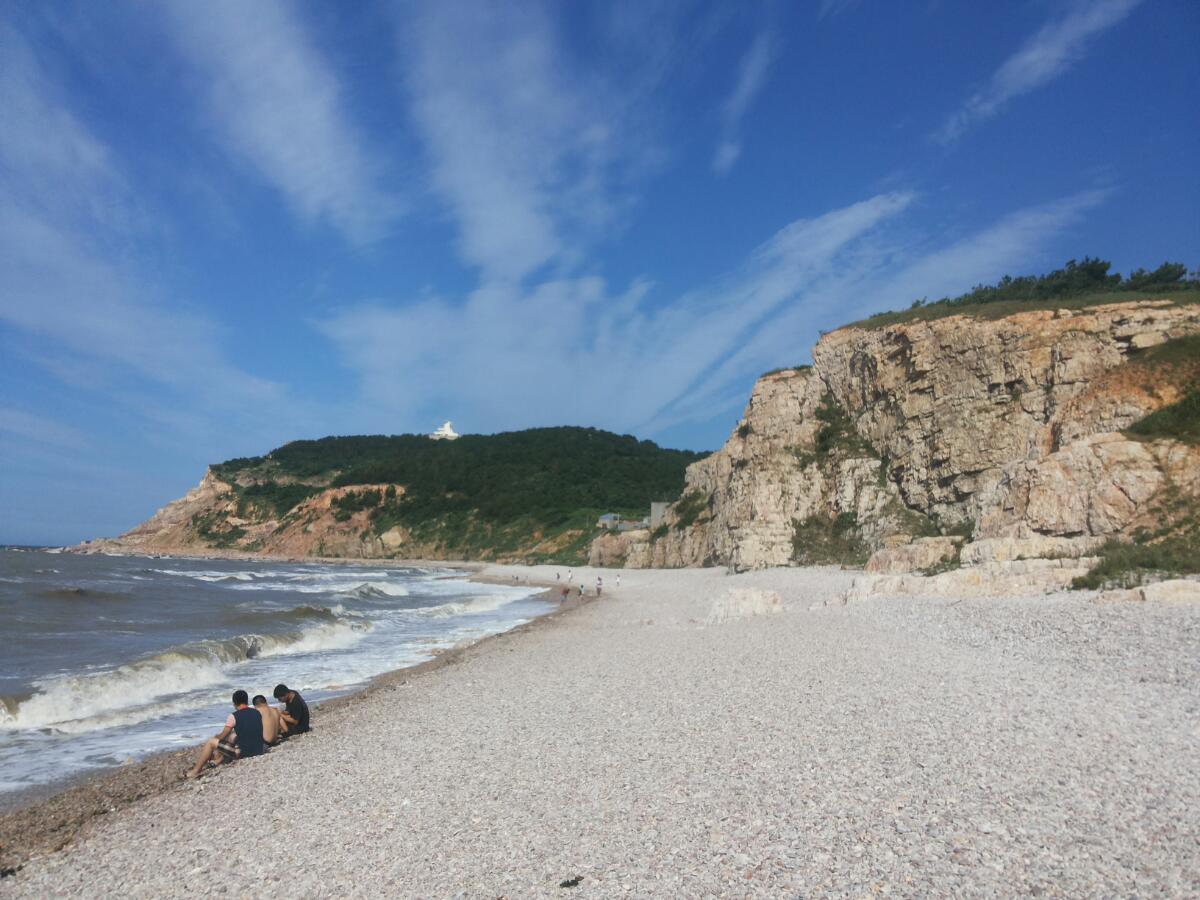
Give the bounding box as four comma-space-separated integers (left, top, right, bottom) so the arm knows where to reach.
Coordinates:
429, 421, 460, 441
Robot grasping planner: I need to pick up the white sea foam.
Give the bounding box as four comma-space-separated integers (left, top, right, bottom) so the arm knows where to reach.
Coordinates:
151, 569, 254, 582
412, 593, 522, 618
0, 655, 228, 732
0, 621, 367, 733
229, 579, 412, 597
340, 581, 411, 599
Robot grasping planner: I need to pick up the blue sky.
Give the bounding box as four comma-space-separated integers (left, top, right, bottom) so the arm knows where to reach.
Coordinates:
1, 0, 1197, 545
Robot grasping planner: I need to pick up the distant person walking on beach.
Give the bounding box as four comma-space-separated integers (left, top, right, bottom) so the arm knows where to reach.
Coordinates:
567, 569, 573, 583
596, 576, 603, 597
273, 684, 310, 735
560, 587, 570, 603
616, 574, 621, 589
186, 690, 265, 779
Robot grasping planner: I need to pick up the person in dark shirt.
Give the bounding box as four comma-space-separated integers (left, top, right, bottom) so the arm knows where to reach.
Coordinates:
273, 683, 310, 736
186, 690, 265, 779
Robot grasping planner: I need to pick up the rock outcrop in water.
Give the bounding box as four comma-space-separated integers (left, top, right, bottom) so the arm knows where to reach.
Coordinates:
597, 299, 1200, 590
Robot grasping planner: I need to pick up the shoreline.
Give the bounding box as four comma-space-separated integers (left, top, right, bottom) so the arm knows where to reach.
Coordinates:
0, 554, 576, 870
3, 566, 1197, 895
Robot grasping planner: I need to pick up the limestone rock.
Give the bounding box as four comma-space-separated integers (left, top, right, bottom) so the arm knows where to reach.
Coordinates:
628, 299, 1199, 572
959, 535, 1104, 565
975, 434, 1200, 540
813, 300, 1200, 523
846, 557, 1096, 601
379, 526, 409, 550
865, 537, 963, 574
1094, 578, 1200, 604
624, 367, 919, 571
704, 588, 784, 625
588, 530, 651, 568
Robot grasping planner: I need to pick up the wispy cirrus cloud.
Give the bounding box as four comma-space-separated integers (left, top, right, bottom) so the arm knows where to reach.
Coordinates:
318, 192, 915, 436
935, 0, 1143, 144
401, 3, 648, 283
161, 0, 399, 243
713, 31, 777, 175
0, 22, 301, 457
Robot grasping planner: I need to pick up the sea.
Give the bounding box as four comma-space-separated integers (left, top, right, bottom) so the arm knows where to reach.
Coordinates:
0, 548, 550, 799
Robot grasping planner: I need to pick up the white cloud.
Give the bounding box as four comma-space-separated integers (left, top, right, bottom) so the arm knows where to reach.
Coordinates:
936, 0, 1143, 143
864, 188, 1114, 308
401, 3, 644, 283
318, 191, 915, 437
713, 32, 776, 175
0, 25, 127, 228
161, 0, 399, 243
0, 23, 303, 456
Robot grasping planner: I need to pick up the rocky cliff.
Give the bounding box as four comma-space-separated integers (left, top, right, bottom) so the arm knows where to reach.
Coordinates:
92, 474, 592, 561
597, 298, 1200, 586
108, 474, 415, 559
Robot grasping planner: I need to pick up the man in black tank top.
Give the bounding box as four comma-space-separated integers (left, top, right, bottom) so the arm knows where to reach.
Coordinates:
186, 690, 264, 778
231, 697, 265, 758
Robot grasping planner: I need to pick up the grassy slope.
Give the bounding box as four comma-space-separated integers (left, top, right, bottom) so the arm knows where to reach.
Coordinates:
1071, 334, 1200, 588
1121, 333, 1200, 445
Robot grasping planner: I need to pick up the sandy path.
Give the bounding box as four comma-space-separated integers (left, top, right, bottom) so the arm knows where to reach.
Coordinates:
3, 565, 1198, 898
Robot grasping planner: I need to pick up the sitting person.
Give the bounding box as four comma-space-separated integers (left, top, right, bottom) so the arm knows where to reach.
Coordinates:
253, 694, 282, 745
273, 683, 310, 735
186, 689, 265, 779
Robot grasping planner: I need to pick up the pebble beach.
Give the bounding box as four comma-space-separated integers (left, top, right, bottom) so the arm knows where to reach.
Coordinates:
2, 564, 1198, 898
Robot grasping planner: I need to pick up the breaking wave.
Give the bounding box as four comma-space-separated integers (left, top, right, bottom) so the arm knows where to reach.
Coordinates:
226, 603, 354, 628
410, 593, 521, 618
149, 569, 255, 582
338, 581, 410, 600
0, 621, 368, 733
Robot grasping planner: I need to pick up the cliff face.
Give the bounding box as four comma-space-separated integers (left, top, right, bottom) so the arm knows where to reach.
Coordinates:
593, 368, 917, 570
100, 477, 407, 558
604, 299, 1200, 573
813, 300, 1198, 523
97, 477, 586, 562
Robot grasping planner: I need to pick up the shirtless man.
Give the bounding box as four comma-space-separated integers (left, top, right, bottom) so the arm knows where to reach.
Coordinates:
253, 694, 282, 745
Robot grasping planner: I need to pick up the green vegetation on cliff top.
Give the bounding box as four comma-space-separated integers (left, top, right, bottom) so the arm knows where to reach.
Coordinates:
210, 427, 705, 562
850, 258, 1198, 329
